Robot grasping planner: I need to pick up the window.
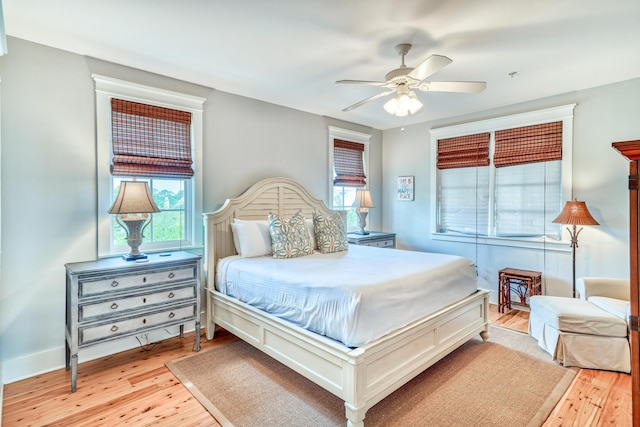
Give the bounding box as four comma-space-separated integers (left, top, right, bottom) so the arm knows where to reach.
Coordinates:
328, 127, 371, 230
94, 75, 206, 257
430, 104, 575, 249
111, 177, 190, 252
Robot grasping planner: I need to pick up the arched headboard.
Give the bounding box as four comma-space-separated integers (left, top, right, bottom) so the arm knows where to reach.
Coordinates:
203, 177, 342, 291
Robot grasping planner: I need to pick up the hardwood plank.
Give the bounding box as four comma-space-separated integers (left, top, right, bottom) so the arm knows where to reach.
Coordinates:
2, 309, 633, 426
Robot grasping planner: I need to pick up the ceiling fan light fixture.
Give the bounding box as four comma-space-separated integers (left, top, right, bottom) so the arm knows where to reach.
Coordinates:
338, 44, 483, 115
383, 91, 423, 117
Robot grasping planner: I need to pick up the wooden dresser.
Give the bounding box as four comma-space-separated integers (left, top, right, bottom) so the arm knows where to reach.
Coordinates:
612, 140, 640, 425
64, 251, 201, 392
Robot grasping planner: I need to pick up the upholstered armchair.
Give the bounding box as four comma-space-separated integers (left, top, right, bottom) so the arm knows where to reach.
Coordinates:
529, 277, 631, 373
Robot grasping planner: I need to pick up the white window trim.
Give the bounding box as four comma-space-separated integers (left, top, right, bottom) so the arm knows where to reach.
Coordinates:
429, 104, 576, 252
328, 126, 371, 231
93, 74, 205, 258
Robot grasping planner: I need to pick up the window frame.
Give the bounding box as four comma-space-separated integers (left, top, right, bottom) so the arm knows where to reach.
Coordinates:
94, 74, 205, 258
429, 104, 576, 250
328, 126, 371, 232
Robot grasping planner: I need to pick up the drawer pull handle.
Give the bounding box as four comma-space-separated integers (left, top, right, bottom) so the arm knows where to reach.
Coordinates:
110, 303, 118, 310
168, 312, 175, 319
168, 292, 175, 299
143, 298, 147, 303
168, 272, 175, 279
110, 325, 118, 332
143, 318, 146, 324
111, 281, 119, 287
143, 277, 147, 283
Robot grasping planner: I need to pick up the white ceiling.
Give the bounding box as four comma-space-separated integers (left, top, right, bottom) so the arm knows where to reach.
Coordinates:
4, 0, 640, 130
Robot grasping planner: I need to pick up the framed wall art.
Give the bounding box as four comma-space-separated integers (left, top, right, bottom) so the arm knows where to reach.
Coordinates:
397, 176, 414, 201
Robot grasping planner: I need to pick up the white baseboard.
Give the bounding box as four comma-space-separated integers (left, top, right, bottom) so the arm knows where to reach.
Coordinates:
2, 325, 193, 385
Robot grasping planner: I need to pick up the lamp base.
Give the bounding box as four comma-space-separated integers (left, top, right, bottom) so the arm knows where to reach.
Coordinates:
122, 253, 148, 261
353, 231, 370, 235
356, 210, 369, 235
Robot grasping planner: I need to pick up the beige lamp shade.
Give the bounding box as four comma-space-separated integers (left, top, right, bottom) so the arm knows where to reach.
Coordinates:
352, 189, 375, 209
108, 181, 161, 214
552, 200, 599, 226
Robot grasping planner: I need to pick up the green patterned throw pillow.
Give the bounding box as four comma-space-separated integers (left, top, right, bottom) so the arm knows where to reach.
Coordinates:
313, 211, 348, 254
268, 210, 314, 259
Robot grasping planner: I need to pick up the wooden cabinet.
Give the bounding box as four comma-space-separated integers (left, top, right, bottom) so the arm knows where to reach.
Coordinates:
65, 251, 201, 392
612, 140, 640, 426
347, 231, 396, 249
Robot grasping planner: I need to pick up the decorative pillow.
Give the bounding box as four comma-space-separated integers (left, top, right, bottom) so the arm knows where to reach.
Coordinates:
230, 219, 272, 258
268, 210, 314, 259
313, 211, 349, 254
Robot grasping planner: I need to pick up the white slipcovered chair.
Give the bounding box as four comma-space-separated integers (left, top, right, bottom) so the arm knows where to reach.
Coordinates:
528, 277, 631, 373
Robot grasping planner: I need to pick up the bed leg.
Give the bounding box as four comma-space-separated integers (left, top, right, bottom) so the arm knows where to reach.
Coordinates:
345, 402, 365, 427
206, 323, 216, 340
206, 289, 215, 340
480, 325, 490, 342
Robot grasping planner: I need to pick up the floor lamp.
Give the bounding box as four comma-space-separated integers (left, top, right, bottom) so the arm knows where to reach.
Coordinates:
552, 199, 600, 297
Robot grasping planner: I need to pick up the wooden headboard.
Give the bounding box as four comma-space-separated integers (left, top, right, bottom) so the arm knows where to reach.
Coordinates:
203, 177, 342, 291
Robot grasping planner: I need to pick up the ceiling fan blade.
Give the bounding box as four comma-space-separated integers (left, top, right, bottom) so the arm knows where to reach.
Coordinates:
336, 79, 387, 86
408, 54, 452, 82
418, 81, 487, 93
342, 90, 395, 112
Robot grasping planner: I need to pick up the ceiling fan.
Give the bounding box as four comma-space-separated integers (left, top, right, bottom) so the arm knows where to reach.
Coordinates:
336, 43, 486, 117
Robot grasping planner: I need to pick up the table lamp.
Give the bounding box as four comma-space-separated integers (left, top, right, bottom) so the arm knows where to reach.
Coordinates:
108, 181, 161, 260
352, 189, 375, 235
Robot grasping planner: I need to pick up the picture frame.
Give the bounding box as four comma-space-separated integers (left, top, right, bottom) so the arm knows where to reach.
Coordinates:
397, 176, 414, 201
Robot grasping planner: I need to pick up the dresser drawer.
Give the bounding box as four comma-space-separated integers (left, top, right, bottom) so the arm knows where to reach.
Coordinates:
79, 303, 197, 345
365, 238, 395, 248
347, 232, 396, 249
79, 283, 197, 321
79, 265, 196, 297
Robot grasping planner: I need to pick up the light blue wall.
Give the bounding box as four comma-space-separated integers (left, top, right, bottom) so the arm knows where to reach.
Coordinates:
382, 78, 640, 300
1, 33, 638, 385
0, 37, 382, 383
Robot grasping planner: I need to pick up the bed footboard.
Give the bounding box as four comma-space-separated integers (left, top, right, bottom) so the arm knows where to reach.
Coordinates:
206, 288, 489, 427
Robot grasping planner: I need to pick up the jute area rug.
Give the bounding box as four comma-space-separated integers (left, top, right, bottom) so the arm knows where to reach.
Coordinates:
166, 326, 575, 427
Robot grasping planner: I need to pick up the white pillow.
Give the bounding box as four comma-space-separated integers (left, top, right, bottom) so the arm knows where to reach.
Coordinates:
305, 218, 317, 250
230, 219, 272, 257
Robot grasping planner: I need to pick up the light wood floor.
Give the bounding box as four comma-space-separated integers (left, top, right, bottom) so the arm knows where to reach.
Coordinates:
2, 305, 632, 426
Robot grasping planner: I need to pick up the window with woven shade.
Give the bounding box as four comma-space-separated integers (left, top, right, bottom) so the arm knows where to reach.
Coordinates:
333, 139, 366, 187
111, 98, 194, 179
430, 104, 574, 248
436, 133, 490, 235
329, 127, 371, 231
94, 75, 205, 257
494, 121, 563, 237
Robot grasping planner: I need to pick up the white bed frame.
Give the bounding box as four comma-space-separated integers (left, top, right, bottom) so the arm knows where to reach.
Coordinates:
204, 177, 489, 427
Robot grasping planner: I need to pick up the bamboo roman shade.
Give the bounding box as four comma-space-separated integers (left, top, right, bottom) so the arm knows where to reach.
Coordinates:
494, 121, 562, 168
436, 133, 490, 169
111, 98, 194, 178
333, 139, 366, 187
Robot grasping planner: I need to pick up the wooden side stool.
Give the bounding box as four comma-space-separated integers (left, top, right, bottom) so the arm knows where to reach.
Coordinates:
498, 268, 542, 313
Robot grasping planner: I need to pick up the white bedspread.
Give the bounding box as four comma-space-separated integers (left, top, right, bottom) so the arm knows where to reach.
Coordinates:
215, 245, 477, 347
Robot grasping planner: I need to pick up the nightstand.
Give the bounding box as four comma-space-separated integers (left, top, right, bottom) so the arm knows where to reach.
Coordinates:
347, 231, 396, 249
64, 251, 201, 392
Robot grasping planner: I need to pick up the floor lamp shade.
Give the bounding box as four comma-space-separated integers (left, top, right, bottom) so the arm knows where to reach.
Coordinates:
552, 199, 599, 297
108, 181, 161, 260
